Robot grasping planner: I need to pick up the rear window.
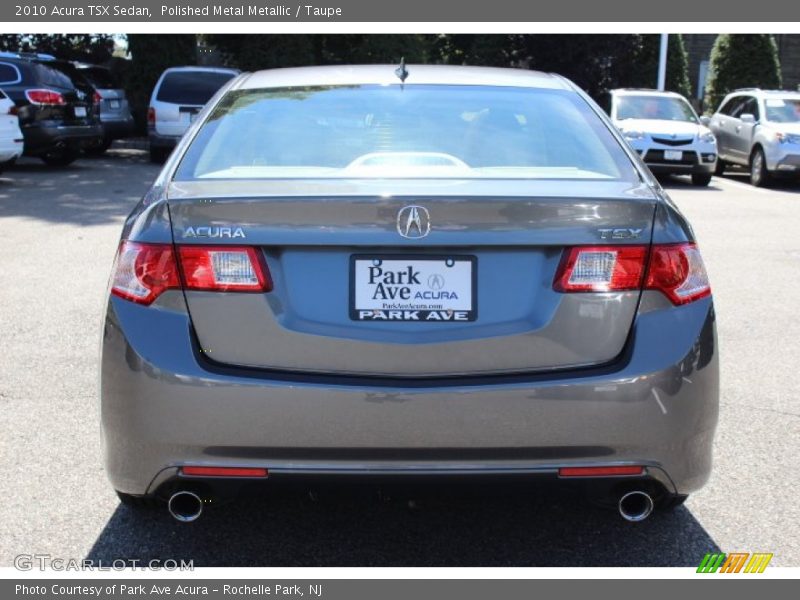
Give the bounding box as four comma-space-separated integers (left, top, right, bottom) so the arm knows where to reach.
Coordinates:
79, 66, 118, 89
175, 84, 639, 182
156, 70, 236, 105
31, 64, 74, 89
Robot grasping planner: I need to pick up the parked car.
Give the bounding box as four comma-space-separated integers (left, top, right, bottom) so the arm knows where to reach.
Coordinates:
148, 66, 239, 162
608, 89, 717, 186
0, 52, 102, 166
102, 65, 718, 523
0, 87, 24, 173
74, 62, 135, 154
709, 88, 800, 187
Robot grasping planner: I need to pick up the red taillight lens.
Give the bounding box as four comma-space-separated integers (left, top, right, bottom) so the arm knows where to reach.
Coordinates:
147, 106, 155, 125
24, 89, 66, 105
181, 466, 268, 478
8, 105, 18, 116
177, 246, 272, 292
110, 241, 180, 305
93, 91, 102, 104
554, 245, 647, 292
559, 466, 644, 477
645, 243, 711, 305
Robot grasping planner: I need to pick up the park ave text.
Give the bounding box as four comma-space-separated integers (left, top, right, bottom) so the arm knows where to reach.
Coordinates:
15, 4, 344, 18
17, 584, 323, 597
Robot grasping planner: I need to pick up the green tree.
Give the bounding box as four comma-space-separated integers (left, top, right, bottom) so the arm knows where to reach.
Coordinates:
0, 34, 115, 63
627, 34, 692, 97
704, 34, 781, 112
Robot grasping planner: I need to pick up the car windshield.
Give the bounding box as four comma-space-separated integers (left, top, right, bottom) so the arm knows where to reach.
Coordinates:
174, 84, 638, 181
616, 95, 698, 123
156, 71, 237, 105
763, 97, 800, 123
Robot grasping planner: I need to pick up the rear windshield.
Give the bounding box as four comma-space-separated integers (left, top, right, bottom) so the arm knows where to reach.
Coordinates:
615, 95, 698, 123
156, 70, 237, 105
174, 85, 639, 181
31, 63, 74, 89
79, 66, 118, 89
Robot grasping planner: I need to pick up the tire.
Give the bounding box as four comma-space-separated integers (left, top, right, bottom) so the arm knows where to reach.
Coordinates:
750, 147, 771, 187
149, 146, 169, 163
40, 149, 78, 167
692, 173, 712, 187
714, 159, 726, 176
116, 491, 160, 509
85, 138, 112, 156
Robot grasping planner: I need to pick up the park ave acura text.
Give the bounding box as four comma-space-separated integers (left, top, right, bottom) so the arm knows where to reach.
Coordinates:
100, 64, 719, 523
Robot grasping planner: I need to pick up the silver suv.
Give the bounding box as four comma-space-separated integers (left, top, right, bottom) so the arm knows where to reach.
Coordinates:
709, 89, 800, 186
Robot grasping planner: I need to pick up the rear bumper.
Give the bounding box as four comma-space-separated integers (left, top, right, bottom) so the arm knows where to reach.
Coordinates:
101, 292, 719, 497
100, 116, 135, 140
21, 123, 103, 156
148, 130, 182, 150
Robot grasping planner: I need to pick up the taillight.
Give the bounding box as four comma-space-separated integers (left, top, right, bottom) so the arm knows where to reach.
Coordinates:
111, 242, 180, 305
93, 91, 102, 104
554, 245, 647, 292
178, 246, 272, 292
24, 89, 66, 105
147, 106, 155, 125
8, 105, 18, 116
645, 243, 711, 305
554, 242, 711, 305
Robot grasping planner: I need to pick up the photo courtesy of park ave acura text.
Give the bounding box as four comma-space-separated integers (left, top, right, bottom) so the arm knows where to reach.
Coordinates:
0, 29, 799, 571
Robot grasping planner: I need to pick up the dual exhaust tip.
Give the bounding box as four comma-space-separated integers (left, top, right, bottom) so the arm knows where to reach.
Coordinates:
167, 489, 655, 523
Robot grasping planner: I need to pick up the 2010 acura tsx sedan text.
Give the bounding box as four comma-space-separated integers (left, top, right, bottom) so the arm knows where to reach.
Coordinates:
101, 65, 719, 523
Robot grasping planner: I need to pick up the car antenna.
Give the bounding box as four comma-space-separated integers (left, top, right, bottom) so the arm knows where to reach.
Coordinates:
395, 57, 409, 85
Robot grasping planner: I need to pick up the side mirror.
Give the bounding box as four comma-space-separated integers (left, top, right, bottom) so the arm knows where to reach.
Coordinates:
699, 115, 711, 126
740, 113, 756, 124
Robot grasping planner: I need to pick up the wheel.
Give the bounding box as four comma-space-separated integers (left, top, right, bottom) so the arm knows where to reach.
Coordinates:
692, 173, 712, 187
85, 138, 112, 156
149, 146, 169, 163
750, 147, 771, 187
116, 490, 160, 509
657, 494, 688, 511
40, 149, 78, 167
714, 159, 726, 176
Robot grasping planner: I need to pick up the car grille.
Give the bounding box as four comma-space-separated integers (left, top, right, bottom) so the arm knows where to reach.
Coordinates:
652, 137, 694, 146
645, 150, 698, 165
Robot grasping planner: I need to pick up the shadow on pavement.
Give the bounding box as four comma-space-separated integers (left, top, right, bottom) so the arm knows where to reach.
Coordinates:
86, 483, 720, 567
0, 151, 158, 226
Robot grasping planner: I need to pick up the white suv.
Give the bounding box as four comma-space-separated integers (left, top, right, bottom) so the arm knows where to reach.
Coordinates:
0, 87, 23, 174
608, 89, 717, 186
147, 66, 239, 162
709, 89, 800, 187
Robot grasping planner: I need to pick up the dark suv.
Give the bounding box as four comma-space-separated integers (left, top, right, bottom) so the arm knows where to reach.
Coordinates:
0, 52, 103, 166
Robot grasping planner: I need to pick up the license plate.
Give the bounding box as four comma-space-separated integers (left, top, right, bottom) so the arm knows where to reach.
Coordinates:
74, 106, 87, 118
664, 150, 683, 161
351, 256, 476, 322
109, 100, 120, 109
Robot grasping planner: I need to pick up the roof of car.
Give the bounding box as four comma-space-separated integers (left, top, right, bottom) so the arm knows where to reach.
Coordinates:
163, 66, 240, 74
610, 88, 686, 98
727, 88, 800, 98
237, 64, 571, 91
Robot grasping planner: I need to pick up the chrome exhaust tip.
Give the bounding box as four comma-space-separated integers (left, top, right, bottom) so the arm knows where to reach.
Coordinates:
618, 490, 654, 522
167, 491, 203, 522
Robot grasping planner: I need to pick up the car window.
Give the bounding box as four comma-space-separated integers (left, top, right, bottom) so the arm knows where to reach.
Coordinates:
31, 63, 74, 89
718, 96, 746, 116
763, 97, 800, 123
156, 71, 236, 105
0, 87, 7, 99
174, 84, 640, 182
0, 62, 22, 85
78, 66, 118, 89
615, 94, 698, 123
736, 97, 760, 120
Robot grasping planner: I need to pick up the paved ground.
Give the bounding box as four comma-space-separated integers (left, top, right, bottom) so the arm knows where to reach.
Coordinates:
0, 152, 798, 567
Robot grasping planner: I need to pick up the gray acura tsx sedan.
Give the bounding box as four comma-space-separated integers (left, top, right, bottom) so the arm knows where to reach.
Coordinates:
101, 65, 718, 523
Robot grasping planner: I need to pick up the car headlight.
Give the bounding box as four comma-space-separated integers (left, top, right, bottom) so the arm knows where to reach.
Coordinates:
622, 130, 646, 141
698, 131, 717, 144
776, 132, 800, 144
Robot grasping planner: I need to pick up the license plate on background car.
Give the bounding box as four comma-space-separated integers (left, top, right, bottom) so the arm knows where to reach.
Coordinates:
109, 100, 120, 109
74, 106, 87, 118
664, 150, 683, 161
351, 256, 476, 322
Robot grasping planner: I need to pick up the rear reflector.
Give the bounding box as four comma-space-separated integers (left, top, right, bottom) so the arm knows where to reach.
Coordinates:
110, 241, 180, 305
178, 246, 272, 292
559, 466, 644, 477
181, 466, 268, 478
554, 245, 647, 292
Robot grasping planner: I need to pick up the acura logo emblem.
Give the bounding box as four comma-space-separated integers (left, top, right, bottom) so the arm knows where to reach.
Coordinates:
396, 205, 431, 239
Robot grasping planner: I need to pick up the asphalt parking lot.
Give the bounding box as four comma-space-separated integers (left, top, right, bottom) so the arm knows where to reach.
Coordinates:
0, 150, 798, 567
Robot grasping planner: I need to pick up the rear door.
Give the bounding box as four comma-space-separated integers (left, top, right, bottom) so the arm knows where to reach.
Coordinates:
167, 179, 657, 377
